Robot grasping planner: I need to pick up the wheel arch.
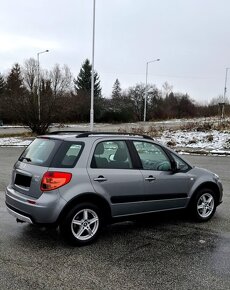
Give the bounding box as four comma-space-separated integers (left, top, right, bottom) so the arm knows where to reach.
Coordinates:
57, 193, 112, 225
189, 181, 221, 205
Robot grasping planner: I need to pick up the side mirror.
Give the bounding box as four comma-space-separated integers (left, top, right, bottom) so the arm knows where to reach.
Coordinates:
171, 160, 179, 173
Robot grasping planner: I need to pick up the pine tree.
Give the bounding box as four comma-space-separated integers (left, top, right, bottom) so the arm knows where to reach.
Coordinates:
0, 73, 6, 121
111, 79, 122, 99
5, 64, 25, 122
0, 73, 6, 95
74, 59, 101, 99
6, 63, 24, 92
73, 59, 102, 122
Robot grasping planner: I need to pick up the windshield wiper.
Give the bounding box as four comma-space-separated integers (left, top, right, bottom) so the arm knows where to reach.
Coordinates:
20, 157, 32, 162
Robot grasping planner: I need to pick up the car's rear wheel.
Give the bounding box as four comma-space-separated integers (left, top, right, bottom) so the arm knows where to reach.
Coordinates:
60, 203, 102, 246
191, 188, 217, 222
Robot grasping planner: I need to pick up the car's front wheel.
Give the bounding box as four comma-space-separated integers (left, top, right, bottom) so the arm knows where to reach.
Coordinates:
191, 188, 217, 222
60, 203, 102, 246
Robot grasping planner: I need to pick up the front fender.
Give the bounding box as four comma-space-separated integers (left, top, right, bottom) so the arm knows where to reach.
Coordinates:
186, 167, 223, 206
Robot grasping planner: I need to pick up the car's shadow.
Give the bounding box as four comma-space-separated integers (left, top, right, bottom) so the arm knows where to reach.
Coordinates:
14, 209, 204, 248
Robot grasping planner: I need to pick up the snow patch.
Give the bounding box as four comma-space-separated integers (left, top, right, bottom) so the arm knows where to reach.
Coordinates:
156, 130, 230, 152
0, 137, 31, 147
0, 129, 230, 155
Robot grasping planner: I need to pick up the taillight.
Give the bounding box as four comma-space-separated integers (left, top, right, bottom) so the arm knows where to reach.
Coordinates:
41, 171, 72, 191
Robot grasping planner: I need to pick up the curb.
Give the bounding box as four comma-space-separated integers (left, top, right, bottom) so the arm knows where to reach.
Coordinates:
0, 145, 28, 147
175, 149, 230, 156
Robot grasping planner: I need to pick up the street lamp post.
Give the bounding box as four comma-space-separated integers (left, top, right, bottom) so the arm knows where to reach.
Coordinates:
223, 67, 230, 102
90, 0, 96, 131
37, 49, 49, 121
220, 67, 230, 120
143, 58, 160, 122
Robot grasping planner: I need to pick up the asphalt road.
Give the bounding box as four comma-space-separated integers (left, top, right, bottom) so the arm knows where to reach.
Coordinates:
0, 119, 198, 136
0, 147, 230, 290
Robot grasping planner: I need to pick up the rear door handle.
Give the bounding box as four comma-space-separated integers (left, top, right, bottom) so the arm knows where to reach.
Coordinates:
145, 176, 156, 182
94, 176, 107, 182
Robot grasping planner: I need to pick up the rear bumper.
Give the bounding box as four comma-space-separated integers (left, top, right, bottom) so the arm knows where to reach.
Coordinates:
6, 204, 33, 223
5, 185, 66, 224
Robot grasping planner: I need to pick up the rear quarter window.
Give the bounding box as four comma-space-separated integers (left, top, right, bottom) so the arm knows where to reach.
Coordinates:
50, 141, 84, 168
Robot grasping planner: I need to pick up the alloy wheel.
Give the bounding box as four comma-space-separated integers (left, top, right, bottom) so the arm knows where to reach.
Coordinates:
197, 193, 215, 218
71, 208, 99, 241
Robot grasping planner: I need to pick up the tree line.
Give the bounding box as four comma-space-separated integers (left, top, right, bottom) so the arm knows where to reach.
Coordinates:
0, 58, 229, 134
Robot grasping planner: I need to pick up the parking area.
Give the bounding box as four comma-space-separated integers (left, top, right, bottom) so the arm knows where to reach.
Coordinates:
0, 147, 230, 289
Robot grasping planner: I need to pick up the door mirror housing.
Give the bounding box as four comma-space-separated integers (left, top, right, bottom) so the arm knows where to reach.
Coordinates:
171, 160, 179, 173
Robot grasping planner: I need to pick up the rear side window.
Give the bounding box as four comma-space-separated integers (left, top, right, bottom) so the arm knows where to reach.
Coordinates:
91, 140, 133, 169
19, 138, 61, 167
51, 141, 84, 168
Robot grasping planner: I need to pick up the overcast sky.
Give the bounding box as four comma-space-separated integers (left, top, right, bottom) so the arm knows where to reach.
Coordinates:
1, 0, 230, 103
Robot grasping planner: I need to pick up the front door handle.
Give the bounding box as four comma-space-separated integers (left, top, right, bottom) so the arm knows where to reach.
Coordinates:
94, 175, 107, 182
145, 176, 156, 182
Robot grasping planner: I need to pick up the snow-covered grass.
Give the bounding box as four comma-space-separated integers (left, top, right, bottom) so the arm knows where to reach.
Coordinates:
0, 125, 27, 128
0, 130, 230, 155
0, 137, 31, 147
157, 130, 230, 151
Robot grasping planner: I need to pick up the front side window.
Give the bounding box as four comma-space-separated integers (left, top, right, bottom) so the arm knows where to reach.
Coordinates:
133, 141, 171, 171
91, 140, 133, 169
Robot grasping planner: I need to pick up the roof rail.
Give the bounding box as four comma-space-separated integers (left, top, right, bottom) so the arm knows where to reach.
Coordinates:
48, 130, 89, 135
76, 131, 153, 140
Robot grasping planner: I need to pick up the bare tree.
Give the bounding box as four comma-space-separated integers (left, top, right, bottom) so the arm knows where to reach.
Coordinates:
16, 60, 74, 134
49, 64, 73, 98
162, 81, 173, 98
209, 95, 229, 105
126, 83, 146, 121
23, 58, 37, 93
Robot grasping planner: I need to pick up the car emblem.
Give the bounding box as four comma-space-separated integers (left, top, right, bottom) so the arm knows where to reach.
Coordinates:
34, 175, 40, 182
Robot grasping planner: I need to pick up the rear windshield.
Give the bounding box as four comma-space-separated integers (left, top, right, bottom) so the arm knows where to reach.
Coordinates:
19, 138, 61, 167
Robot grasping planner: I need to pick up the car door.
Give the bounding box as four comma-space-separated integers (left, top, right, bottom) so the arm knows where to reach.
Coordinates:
132, 140, 191, 212
87, 140, 144, 217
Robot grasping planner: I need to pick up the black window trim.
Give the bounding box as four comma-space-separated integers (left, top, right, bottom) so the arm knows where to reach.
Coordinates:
168, 150, 192, 173
126, 140, 143, 169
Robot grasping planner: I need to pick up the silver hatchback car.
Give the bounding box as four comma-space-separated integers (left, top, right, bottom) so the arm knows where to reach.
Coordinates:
5, 131, 223, 246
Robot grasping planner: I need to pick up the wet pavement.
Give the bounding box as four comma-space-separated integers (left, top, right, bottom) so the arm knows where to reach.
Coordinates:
0, 148, 230, 289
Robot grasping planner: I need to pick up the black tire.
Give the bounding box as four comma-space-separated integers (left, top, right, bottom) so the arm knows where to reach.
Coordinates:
59, 203, 102, 246
190, 188, 217, 222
